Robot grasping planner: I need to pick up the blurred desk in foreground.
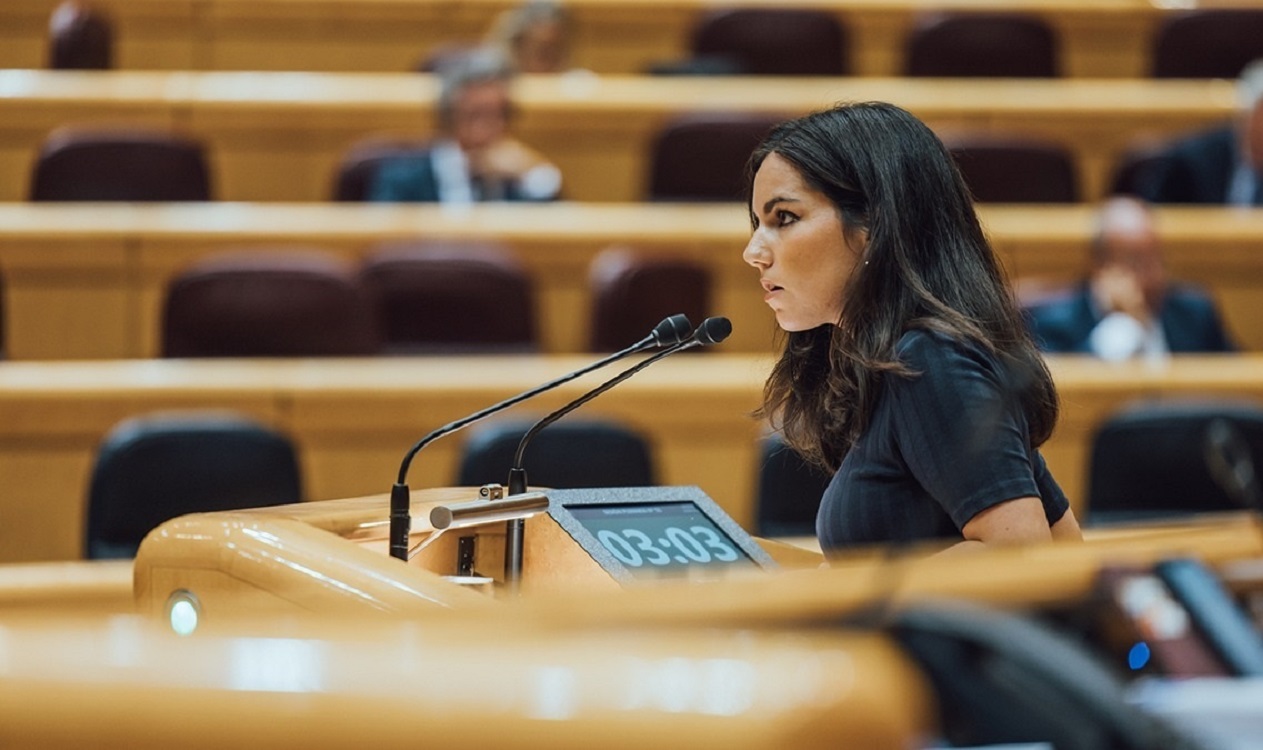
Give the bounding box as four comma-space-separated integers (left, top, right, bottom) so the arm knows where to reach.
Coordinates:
0, 70, 1236, 204
3, 354, 1263, 563
0, 0, 1187, 78
2, 203, 1263, 361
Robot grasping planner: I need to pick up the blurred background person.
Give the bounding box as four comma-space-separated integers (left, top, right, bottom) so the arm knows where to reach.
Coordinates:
1143, 59, 1263, 205
485, 1, 574, 75
1025, 196, 1235, 360
369, 49, 562, 203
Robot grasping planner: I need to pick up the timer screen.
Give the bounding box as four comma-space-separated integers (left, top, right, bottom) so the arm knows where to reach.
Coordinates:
566, 502, 753, 580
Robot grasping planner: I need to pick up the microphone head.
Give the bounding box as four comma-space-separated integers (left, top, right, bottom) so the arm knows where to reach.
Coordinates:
693, 316, 732, 345
652, 314, 694, 346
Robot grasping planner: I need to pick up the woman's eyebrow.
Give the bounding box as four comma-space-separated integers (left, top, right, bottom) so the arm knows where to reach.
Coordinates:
761, 196, 800, 213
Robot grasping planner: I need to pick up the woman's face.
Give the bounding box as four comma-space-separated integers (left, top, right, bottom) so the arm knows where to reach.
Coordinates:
743, 152, 862, 332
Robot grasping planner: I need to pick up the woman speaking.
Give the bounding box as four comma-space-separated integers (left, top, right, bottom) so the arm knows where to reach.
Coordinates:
743, 102, 1082, 553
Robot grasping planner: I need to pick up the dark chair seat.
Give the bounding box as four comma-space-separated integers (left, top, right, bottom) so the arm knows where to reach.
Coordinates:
86, 412, 302, 559
48, 1, 113, 69
456, 418, 655, 490
588, 247, 710, 353
944, 135, 1079, 203
162, 251, 381, 357
1087, 399, 1263, 525
331, 138, 428, 201
905, 13, 1058, 78
30, 127, 212, 202
647, 112, 782, 202
754, 433, 832, 538
1151, 10, 1263, 79
689, 8, 848, 76
359, 240, 538, 354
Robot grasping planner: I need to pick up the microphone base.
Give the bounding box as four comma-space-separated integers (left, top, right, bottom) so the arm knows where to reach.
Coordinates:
389, 482, 412, 562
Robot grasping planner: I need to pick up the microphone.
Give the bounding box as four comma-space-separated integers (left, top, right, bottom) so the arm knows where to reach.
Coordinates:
388, 314, 693, 561
501, 316, 732, 583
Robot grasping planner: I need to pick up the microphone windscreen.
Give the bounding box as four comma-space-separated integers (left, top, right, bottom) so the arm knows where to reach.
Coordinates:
652, 314, 694, 346
695, 316, 732, 345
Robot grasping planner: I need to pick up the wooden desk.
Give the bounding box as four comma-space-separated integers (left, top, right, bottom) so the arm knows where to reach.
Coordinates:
0, 0, 1208, 78
0, 70, 1238, 203
2, 203, 1263, 361
3, 353, 1263, 564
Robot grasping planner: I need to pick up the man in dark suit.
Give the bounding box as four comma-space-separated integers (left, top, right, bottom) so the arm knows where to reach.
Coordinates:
368, 49, 562, 203
1144, 59, 1263, 205
1025, 197, 1235, 360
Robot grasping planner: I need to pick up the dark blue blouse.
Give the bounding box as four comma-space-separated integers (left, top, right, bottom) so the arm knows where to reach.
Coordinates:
817, 329, 1069, 550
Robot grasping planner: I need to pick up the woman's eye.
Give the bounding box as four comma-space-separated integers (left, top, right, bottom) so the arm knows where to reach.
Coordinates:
777, 210, 798, 225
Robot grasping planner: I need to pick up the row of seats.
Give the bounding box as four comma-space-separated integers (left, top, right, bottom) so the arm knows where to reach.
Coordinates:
48, 3, 1263, 80
28, 121, 1147, 204
87, 398, 1263, 558
159, 243, 709, 357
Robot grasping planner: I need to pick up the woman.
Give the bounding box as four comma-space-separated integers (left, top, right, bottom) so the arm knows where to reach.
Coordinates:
743, 102, 1082, 553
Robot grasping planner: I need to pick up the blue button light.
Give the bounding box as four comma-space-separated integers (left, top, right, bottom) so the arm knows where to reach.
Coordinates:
1127, 641, 1151, 670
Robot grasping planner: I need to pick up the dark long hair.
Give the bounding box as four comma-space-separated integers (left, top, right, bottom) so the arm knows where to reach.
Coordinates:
749, 102, 1058, 472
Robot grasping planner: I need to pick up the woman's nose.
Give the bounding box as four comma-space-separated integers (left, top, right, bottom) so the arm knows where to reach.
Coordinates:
743, 235, 770, 269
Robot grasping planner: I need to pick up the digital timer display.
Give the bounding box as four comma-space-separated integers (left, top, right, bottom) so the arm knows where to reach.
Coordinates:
566, 502, 753, 580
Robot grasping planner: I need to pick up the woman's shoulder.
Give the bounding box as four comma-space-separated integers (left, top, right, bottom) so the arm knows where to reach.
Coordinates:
893, 327, 1002, 378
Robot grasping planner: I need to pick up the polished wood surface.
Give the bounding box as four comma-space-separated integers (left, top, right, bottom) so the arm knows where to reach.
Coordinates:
0, 610, 934, 750
0, 70, 1237, 203
0, 0, 1209, 78
0, 560, 133, 612
3, 353, 1263, 563
3, 203, 1263, 361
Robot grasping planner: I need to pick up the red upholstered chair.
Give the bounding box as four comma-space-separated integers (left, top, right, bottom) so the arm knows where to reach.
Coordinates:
359, 240, 538, 354
646, 112, 782, 202
904, 13, 1059, 78
690, 8, 848, 76
1151, 10, 1263, 79
47, 1, 113, 69
162, 251, 381, 357
29, 128, 212, 201
943, 135, 1079, 203
588, 247, 711, 352
331, 138, 427, 201
1107, 142, 1173, 199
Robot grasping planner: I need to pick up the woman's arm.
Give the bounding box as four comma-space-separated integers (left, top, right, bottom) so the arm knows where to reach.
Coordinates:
942, 496, 1082, 554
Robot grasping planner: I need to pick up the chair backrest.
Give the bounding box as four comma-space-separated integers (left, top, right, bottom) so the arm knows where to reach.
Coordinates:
86, 412, 302, 559
1151, 10, 1263, 79
1108, 142, 1174, 199
904, 13, 1058, 78
1087, 399, 1263, 525
588, 247, 711, 352
359, 240, 538, 354
944, 135, 1079, 203
754, 433, 832, 538
691, 8, 848, 76
646, 112, 781, 202
29, 128, 211, 201
48, 1, 113, 69
162, 251, 381, 357
331, 139, 428, 201
456, 418, 655, 489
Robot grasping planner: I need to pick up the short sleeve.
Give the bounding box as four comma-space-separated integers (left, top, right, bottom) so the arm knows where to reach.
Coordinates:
888, 331, 1046, 530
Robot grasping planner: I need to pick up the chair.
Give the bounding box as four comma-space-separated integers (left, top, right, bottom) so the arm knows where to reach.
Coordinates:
29, 128, 211, 201
47, 1, 113, 69
456, 418, 655, 489
1086, 399, 1263, 525
646, 112, 782, 202
689, 8, 848, 76
162, 251, 381, 357
85, 412, 302, 559
754, 433, 832, 538
1151, 10, 1263, 79
1107, 142, 1173, 199
331, 138, 427, 201
904, 13, 1058, 78
359, 240, 538, 354
944, 135, 1079, 203
588, 247, 711, 352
